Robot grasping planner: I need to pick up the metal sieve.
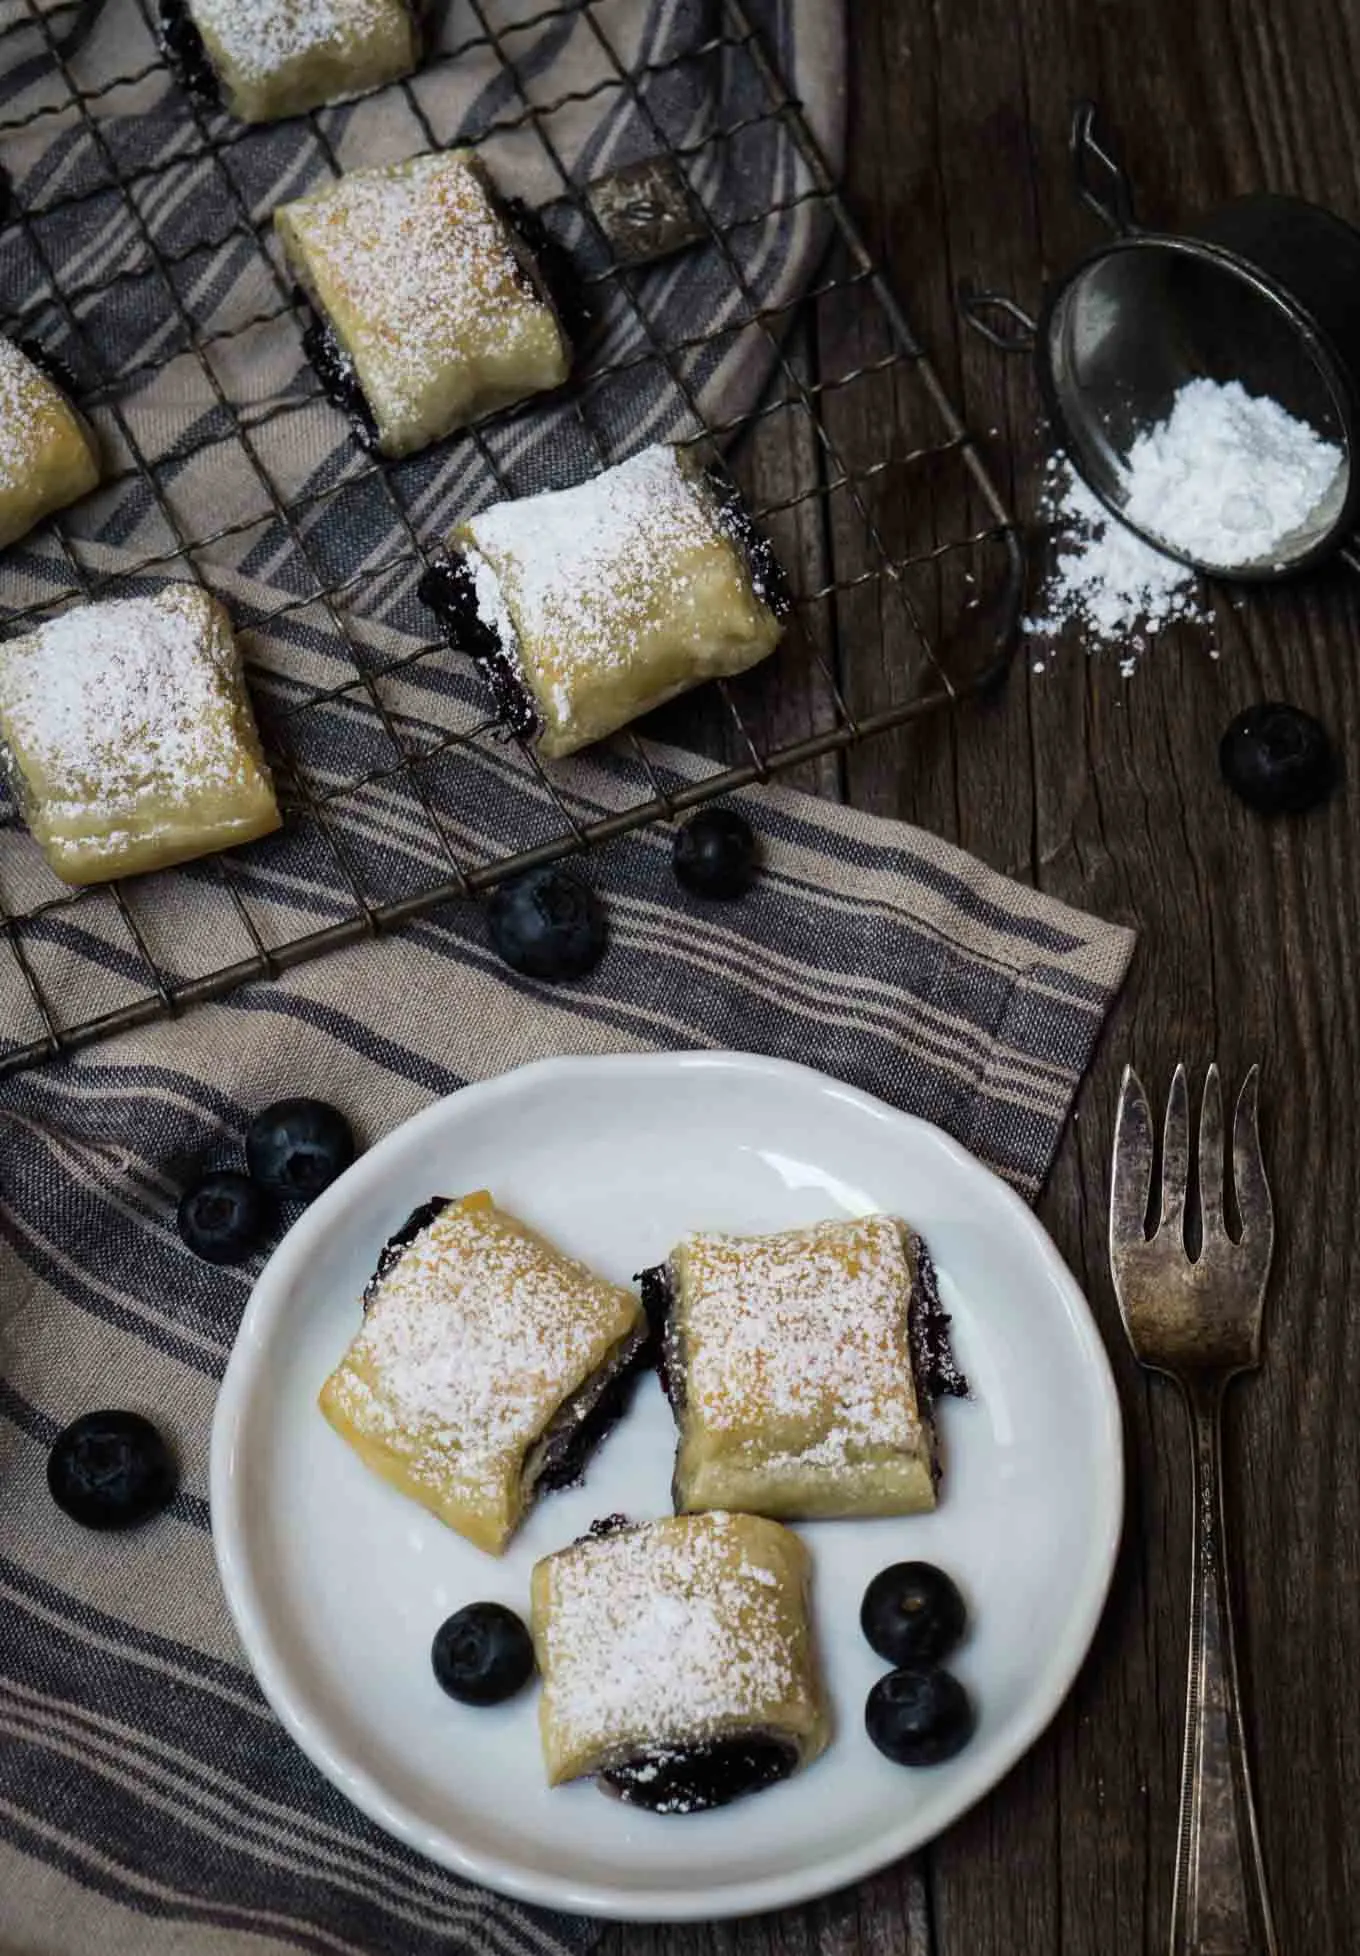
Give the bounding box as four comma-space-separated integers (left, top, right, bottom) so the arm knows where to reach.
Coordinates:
965, 103, 1360, 579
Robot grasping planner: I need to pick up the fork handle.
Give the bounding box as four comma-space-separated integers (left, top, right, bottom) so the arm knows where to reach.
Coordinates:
1171, 1374, 1277, 1956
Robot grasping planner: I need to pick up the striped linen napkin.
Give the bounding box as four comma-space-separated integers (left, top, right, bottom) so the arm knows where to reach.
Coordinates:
0, 748, 1134, 1954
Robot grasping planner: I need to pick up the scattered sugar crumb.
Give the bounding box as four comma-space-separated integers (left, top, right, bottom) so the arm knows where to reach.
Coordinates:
1024, 459, 1209, 677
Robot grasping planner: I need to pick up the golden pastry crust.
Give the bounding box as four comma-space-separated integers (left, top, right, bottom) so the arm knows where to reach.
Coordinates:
276, 150, 571, 459
530, 1511, 830, 1787
669, 1215, 937, 1520
183, 0, 419, 124
319, 1192, 646, 1555
453, 443, 785, 758
0, 584, 280, 885
0, 338, 100, 552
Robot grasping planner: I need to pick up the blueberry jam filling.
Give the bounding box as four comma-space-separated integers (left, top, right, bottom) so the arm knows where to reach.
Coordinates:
17, 338, 80, 401
526, 1324, 652, 1495
360, 1202, 651, 1498
638, 1264, 683, 1410
157, 0, 222, 107
417, 556, 541, 740
362, 1197, 451, 1312
299, 303, 383, 452
707, 469, 792, 619
502, 197, 593, 345
909, 1240, 968, 1402
603, 1736, 797, 1814
581, 1512, 633, 1541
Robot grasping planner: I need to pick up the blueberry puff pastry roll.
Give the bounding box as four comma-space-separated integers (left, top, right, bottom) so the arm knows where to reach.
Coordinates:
434, 442, 788, 758
0, 585, 280, 885
168, 0, 420, 124
276, 150, 571, 459
645, 1215, 963, 1522
0, 337, 100, 552
319, 1192, 649, 1555
530, 1511, 830, 1811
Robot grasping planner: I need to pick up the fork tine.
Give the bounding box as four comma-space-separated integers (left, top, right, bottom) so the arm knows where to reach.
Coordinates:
1232, 1064, 1272, 1237
1159, 1063, 1190, 1241
1198, 1063, 1225, 1239
1111, 1066, 1155, 1245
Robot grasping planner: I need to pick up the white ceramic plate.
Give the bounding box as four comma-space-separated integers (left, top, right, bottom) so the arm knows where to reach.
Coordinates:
212, 1051, 1122, 1922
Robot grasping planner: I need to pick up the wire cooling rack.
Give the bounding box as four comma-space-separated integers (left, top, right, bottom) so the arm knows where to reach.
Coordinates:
0, 0, 1023, 1078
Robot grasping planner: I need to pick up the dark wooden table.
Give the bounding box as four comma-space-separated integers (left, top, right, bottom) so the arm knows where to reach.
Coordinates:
607, 2, 1360, 1951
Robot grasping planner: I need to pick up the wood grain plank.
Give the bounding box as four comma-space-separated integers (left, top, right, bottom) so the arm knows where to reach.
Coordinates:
598, 1860, 932, 1956
620, 5, 1360, 1951
813, 2, 1360, 1953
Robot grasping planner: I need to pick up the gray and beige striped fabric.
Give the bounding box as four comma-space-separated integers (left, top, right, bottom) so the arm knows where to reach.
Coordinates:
0, 751, 1135, 1955
0, 5, 1134, 1953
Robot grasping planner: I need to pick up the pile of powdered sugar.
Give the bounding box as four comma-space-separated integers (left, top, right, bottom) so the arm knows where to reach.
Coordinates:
1026, 377, 1343, 677
1123, 377, 1342, 567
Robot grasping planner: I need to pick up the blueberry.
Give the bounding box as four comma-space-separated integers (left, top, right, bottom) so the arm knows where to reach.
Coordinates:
431, 1603, 535, 1706
865, 1665, 975, 1767
47, 1411, 176, 1531
486, 866, 607, 982
1219, 703, 1337, 815
177, 1170, 271, 1265
860, 1561, 967, 1667
246, 1099, 355, 1203
672, 808, 759, 899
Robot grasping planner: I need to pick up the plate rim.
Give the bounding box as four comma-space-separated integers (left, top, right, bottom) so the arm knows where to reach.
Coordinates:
210, 1049, 1124, 1922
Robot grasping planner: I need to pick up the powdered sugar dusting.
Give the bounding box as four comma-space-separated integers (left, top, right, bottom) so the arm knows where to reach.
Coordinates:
332, 1196, 641, 1510
679, 1215, 924, 1465
464, 445, 747, 706
281, 152, 556, 432
0, 586, 265, 841
535, 1514, 817, 1768
467, 545, 520, 664
187, 0, 403, 83
0, 338, 63, 490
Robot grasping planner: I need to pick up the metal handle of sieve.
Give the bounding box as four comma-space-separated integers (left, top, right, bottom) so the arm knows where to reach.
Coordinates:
957, 286, 1038, 353
1070, 100, 1139, 237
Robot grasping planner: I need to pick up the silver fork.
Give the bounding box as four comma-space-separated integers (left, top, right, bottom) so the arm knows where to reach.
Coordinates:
1110, 1063, 1278, 1956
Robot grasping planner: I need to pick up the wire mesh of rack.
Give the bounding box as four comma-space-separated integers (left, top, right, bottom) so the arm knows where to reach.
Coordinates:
0, 0, 1023, 1080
